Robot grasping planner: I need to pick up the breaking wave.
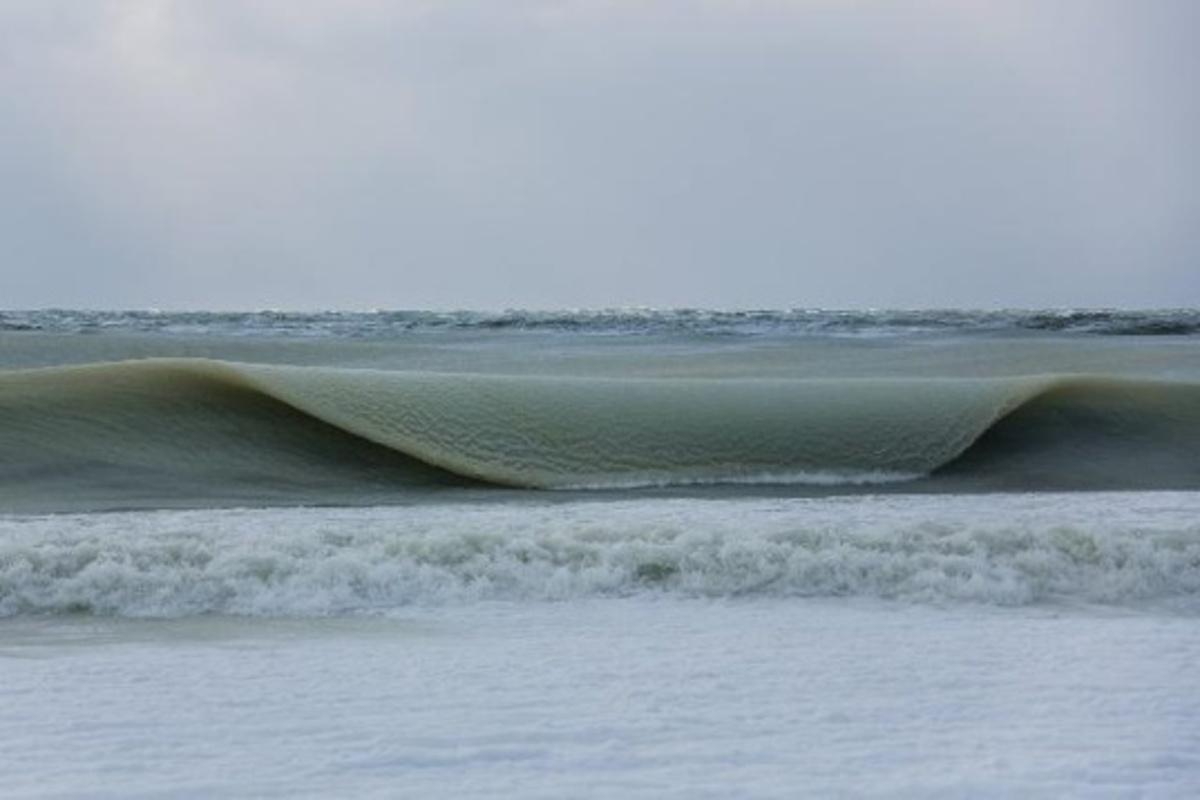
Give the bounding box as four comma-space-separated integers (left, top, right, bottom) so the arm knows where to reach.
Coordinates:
2, 495, 1198, 617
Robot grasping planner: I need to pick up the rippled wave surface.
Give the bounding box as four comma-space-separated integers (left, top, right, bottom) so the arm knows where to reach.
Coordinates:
1, 358, 1197, 512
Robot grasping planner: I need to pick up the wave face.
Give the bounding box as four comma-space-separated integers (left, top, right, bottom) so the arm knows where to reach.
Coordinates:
1, 357, 1198, 511
2, 495, 1197, 617
0, 361, 475, 513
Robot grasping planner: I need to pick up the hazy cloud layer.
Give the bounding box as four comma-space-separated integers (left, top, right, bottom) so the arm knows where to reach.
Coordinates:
2, 0, 1197, 309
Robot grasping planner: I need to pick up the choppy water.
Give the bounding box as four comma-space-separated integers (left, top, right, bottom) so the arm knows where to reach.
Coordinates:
4, 307, 1199, 337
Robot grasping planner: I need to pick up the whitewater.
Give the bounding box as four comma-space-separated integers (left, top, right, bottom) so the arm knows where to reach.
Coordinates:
2, 309, 1198, 797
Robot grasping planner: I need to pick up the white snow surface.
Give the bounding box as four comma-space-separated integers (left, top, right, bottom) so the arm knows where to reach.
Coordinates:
2, 599, 1199, 798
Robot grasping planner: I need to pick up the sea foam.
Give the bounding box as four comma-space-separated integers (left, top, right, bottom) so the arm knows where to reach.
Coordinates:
3, 493, 1197, 617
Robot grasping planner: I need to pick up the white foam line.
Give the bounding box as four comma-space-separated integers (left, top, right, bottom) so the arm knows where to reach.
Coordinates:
2, 493, 1198, 617
557, 469, 926, 490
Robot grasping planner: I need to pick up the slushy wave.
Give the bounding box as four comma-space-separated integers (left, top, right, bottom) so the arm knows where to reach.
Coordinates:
1, 359, 1199, 512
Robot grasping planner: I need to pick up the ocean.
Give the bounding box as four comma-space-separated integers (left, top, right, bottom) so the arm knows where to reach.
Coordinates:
2, 309, 1198, 797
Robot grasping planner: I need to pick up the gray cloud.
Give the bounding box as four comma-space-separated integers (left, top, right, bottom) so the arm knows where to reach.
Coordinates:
2, 0, 1197, 309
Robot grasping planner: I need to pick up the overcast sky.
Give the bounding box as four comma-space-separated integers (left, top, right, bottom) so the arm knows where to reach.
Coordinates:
2, 0, 1197, 310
